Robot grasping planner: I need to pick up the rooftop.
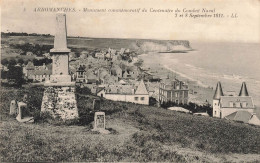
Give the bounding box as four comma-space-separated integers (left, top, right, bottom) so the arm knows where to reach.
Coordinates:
220, 96, 254, 108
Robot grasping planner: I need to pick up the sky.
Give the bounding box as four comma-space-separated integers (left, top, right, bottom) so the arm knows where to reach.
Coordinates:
1, 0, 260, 43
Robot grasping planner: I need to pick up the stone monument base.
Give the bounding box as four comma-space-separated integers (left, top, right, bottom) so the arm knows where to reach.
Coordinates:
41, 84, 78, 120
50, 75, 71, 83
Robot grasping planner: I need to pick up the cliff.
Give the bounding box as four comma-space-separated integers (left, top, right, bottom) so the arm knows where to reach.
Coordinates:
131, 40, 192, 53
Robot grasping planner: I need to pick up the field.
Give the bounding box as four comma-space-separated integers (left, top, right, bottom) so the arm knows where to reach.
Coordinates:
0, 86, 260, 162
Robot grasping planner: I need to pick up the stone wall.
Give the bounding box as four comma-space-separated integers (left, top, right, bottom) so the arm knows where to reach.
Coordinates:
41, 86, 78, 120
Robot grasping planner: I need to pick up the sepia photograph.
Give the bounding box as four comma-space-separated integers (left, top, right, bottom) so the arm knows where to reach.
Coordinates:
0, 0, 260, 162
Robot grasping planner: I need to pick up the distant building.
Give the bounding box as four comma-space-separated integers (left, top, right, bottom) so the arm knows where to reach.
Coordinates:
26, 51, 35, 56
95, 52, 105, 60
102, 74, 118, 85
85, 69, 98, 82
32, 69, 52, 82
23, 62, 52, 82
97, 80, 149, 105
80, 51, 89, 59
213, 82, 255, 119
43, 53, 51, 59
122, 70, 131, 78
23, 61, 35, 79
111, 65, 122, 78
119, 48, 125, 55
76, 65, 86, 83
159, 79, 189, 105
69, 52, 77, 61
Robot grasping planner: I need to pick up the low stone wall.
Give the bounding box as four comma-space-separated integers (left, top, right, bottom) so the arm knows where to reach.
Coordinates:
41, 86, 78, 120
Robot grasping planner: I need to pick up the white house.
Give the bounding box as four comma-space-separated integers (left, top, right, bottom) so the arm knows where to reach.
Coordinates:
97, 80, 149, 105
213, 82, 255, 119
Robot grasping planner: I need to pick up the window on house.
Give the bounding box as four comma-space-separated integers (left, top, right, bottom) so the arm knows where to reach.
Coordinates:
215, 111, 216, 115
134, 97, 139, 101
141, 97, 145, 101
242, 102, 247, 108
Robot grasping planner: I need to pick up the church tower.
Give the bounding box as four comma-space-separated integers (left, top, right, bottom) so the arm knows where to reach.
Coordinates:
41, 13, 78, 120
213, 81, 224, 118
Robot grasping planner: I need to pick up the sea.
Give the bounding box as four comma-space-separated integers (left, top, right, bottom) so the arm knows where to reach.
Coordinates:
140, 41, 260, 106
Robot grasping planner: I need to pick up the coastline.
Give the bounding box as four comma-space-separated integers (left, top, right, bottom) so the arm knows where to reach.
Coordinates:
139, 53, 215, 106
139, 52, 260, 110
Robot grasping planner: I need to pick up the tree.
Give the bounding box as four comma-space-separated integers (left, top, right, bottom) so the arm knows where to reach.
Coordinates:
8, 59, 17, 66
6, 65, 24, 87
17, 58, 24, 65
1, 58, 9, 65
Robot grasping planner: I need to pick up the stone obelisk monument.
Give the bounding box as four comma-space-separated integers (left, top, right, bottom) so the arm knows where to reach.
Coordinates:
41, 12, 78, 120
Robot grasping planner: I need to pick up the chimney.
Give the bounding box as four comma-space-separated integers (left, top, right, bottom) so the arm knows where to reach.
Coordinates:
239, 82, 249, 96
213, 81, 224, 100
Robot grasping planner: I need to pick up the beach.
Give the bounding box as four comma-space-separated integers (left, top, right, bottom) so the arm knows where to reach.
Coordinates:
139, 41, 260, 108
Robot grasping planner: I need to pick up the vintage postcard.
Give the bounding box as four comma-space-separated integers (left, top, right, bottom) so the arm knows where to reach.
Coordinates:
1, 0, 260, 162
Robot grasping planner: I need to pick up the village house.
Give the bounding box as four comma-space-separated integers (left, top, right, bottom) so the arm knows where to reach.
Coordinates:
111, 65, 122, 78
119, 48, 125, 55
212, 82, 259, 125
32, 69, 52, 82
23, 61, 35, 79
69, 52, 77, 61
80, 51, 89, 59
101, 74, 118, 85
95, 52, 105, 60
122, 70, 131, 78
97, 80, 149, 105
23, 61, 52, 82
85, 69, 97, 81
26, 51, 35, 56
35, 56, 45, 60
159, 79, 189, 105
43, 53, 51, 59
128, 66, 140, 79
76, 65, 86, 83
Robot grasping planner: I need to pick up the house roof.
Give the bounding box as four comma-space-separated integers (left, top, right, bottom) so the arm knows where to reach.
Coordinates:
248, 114, 260, 126
119, 79, 126, 84
97, 87, 105, 94
213, 81, 224, 100
95, 52, 105, 57
135, 79, 149, 95
220, 96, 254, 108
225, 111, 252, 123
33, 69, 52, 75
161, 79, 188, 90
26, 61, 35, 70
105, 85, 133, 94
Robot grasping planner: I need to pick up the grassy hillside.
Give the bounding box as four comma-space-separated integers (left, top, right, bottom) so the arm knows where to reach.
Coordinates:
0, 86, 260, 162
